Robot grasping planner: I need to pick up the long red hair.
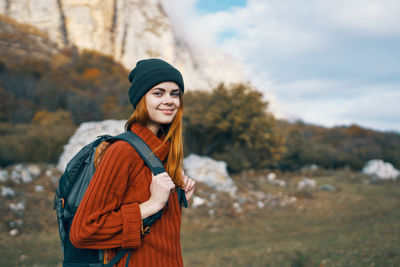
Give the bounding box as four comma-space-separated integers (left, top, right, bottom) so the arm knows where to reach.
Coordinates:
125, 93, 184, 187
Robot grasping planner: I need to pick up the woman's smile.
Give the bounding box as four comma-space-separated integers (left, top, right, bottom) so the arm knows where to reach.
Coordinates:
159, 108, 175, 115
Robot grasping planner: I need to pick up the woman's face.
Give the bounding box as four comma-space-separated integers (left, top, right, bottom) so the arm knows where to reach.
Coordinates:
145, 81, 181, 131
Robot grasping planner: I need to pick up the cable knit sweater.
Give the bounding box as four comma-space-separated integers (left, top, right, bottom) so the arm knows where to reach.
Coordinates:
70, 123, 183, 266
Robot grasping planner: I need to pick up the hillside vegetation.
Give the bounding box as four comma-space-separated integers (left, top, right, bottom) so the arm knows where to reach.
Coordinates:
1, 15, 399, 170
1, 48, 400, 170
277, 120, 400, 170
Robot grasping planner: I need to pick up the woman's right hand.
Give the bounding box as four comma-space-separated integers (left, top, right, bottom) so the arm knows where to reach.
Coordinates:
140, 172, 175, 219
149, 172, 175, 210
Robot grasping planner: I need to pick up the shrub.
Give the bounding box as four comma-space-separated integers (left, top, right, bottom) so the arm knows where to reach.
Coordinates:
278, 120, 400, 170
0, 123, 76, 166
32, 109, 74, 126
183, 83, 285, 172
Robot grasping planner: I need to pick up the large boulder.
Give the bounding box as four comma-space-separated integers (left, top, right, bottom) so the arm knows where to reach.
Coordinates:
57, 120, 125, 171
183, 154, 237, 195
362, 159, 399, 180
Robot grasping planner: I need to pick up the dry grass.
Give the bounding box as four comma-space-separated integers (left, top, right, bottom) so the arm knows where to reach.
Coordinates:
0, 167, 399, 266
0, 14, 49, 38
181, 169, 400, 266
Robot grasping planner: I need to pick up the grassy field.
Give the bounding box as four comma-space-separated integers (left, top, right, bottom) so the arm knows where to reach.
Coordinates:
0, 167, 399, 266
181, 169, 400, 266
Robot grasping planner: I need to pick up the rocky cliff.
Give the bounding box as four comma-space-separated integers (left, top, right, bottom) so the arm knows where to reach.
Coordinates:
0, 0, 245, 90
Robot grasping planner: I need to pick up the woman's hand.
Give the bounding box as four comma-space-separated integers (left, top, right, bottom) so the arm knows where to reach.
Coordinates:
181, 170, 195, 201
149, 172, 175, 209
140, 172, 175, 219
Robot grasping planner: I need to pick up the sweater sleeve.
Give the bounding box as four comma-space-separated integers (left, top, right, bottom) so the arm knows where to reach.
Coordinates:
70, 141, 142, 250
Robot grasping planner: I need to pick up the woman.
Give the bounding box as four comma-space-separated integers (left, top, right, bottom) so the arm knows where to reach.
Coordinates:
70, 58, 195, 266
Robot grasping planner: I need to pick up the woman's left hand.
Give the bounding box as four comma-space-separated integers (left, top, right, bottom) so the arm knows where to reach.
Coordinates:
181, 170, 195, 201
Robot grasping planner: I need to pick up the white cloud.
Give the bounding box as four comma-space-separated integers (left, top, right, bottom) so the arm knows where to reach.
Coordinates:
160, 0, 199, 41
161, 0, 400, 132
273, 80, 400, 131
199, 1, 323, 57
161, 0, 400, 57
316, 0, 400, 35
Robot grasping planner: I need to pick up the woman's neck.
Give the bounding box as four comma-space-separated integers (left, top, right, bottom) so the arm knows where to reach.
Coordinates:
145, 121, 161, 135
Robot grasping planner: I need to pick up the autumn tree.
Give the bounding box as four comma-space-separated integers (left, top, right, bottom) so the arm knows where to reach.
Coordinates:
183, 83, 285, 172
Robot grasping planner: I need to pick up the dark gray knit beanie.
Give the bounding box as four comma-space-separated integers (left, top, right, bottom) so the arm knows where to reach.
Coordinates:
128, 58, 184, 109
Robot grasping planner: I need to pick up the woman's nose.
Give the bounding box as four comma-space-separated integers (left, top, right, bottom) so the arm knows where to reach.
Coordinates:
162, 94, 173, 104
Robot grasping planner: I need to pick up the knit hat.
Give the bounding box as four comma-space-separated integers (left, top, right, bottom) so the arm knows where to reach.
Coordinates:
128, 58, 184, 109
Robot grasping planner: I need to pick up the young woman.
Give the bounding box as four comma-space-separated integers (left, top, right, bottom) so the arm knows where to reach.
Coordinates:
70, 58, 195, 266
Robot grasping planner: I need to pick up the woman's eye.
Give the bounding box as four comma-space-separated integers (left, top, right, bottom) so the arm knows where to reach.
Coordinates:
171, 92, 180, 97
153, 91, 162, 96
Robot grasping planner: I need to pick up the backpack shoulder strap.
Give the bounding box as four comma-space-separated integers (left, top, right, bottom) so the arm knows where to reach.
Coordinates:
113, 131, 187, 209
114, 131, 165, 175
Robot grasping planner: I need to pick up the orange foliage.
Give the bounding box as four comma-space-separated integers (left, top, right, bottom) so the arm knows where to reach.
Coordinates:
346, 124, 365, 136
32, 110, 74, 126
82, 68, 102, 80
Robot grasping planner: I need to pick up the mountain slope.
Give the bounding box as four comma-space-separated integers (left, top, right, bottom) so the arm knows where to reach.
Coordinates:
0, 15, 59, 62
0, 0, 245, 90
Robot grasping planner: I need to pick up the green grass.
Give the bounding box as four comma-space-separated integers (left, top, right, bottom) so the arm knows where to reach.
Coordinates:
0, 168, 399, 266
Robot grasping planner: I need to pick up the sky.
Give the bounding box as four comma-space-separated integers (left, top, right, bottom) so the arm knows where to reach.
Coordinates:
161, 0, 400, 132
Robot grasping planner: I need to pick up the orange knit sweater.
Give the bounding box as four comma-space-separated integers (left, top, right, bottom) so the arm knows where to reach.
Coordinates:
70, 123, 183, 267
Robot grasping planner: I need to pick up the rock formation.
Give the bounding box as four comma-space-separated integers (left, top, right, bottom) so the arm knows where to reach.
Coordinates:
363, 159, 399, 180
0, 0, 246, 90
183, 154, 237, 195
57, 119, 125, 171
